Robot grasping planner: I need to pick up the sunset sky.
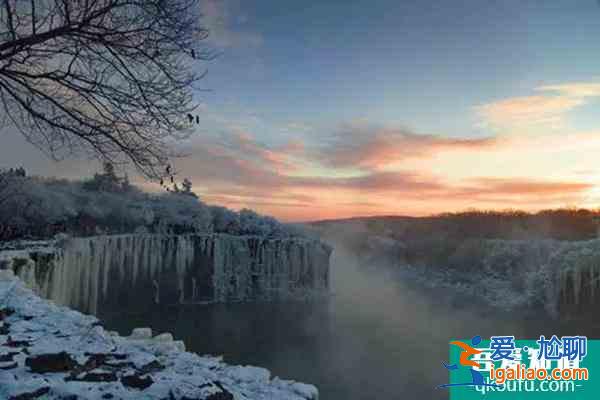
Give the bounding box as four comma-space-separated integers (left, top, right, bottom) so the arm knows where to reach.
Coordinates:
4, 0, 600, 221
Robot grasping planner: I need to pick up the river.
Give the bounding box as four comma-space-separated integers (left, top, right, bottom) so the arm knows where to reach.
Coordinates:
102, 236, 599, 399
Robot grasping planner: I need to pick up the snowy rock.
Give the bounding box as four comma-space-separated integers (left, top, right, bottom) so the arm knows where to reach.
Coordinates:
154, 332, 174, 342
226, 365, 271, 383
130, 327, 153, 339
0, 278, 319, 400
172, 340, 186, 352
291, 382, 320, 399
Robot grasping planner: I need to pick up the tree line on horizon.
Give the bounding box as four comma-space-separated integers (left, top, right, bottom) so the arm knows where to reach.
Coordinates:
0, 167, 307, 242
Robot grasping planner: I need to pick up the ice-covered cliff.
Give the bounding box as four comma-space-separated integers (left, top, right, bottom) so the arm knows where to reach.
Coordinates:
342, 233, 600, 318
1, 234, 331, 316
446, 239, 600, 317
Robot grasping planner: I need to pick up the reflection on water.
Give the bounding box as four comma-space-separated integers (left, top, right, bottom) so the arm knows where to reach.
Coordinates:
102, 240, 600, 399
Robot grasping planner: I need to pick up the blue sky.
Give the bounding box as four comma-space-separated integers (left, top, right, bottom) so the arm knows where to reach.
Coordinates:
200, 0, 600, 140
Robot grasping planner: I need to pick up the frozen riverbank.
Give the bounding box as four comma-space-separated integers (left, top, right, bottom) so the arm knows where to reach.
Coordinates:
0, 272, 318, 400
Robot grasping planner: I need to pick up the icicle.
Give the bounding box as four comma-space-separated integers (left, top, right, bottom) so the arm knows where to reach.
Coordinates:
573, 268, 581, 306
590, 263, 596, 302
153, 279, 160, 304
4, 233, 331, 314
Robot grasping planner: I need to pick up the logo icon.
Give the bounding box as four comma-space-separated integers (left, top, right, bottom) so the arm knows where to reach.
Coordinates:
439, 335, 501, 389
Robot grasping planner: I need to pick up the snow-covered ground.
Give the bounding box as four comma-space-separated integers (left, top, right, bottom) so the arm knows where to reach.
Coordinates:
0, 271, 318, 400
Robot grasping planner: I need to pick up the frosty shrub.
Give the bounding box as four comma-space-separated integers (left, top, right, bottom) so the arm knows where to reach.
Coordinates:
0, 176, 304, 240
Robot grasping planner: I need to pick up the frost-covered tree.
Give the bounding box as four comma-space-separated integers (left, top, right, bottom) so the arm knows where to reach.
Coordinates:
0, 0, 213, 179
82, 162, 132, 192
0, 169, 25, 238
239, 208, 286, 237
0, 169, 21, 206
181, 177, 197, 197
210, 206, 240, 234
0, 175, 304, 240
150, 192, 212, 234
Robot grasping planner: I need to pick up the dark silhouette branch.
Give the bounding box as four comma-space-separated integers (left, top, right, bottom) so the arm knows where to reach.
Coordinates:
0, 0, 215, 179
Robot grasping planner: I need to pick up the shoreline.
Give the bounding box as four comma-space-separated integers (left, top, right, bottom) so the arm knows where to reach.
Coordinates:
0, 271, 318, 400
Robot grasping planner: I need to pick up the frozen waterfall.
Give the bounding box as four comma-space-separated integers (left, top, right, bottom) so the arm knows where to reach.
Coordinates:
2, 234, 331, 316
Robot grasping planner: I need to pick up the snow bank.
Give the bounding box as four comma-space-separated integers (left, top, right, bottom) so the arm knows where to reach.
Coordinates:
2, 234, 331, 315
0, 272, 319, 400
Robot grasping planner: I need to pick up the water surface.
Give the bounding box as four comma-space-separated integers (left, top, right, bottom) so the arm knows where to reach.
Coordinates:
102, 238, 600, 399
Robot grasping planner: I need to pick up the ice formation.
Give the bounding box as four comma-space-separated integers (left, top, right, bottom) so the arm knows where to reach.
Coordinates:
0, 272, 319, 400
1, 234, 331, 316
463, 239, 600, 316
351, 235, 600, 317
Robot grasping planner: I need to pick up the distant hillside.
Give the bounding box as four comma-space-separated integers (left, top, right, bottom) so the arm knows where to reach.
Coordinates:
313, 209, 600, 241
312, 210, 600, 269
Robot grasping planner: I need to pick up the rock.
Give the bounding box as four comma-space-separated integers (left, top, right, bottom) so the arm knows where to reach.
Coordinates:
0, 278, 321, 400
226, 365, 270, 383
121, 373, 154, 390
0, 307, 15, 320
5, 337, 30, 348
25, 352, 78, 373
103, 359, 135, 369
206, 382, 234, 400
0, 321, 10, 334
109, 352, 128, 360
139, 359, 165, 374
0, 351, 18, 362
291, 382, 319, 399
130, 327, 153, 339
66, 370, 118, 382
205, 392, 234, 400
154, 333, 174, 342
67, 353, 109, 377
0, 361, 17, 369
173, 340, 186, 352
83, 352, 108, 364
8, 387, 50, 400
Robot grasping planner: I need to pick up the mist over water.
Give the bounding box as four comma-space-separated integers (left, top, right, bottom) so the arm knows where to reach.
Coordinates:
102, 229, 596, 399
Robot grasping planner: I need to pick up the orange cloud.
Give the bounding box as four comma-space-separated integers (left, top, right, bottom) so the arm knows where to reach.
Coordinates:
316, 123, 496, 170
166, 120, 600, 221
466, 178, 592, 196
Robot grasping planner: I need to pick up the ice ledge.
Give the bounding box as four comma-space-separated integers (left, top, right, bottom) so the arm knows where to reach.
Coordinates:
0, 272, 318, 400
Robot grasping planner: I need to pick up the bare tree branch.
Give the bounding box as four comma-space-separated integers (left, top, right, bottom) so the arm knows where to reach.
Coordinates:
0, 0, 214, 179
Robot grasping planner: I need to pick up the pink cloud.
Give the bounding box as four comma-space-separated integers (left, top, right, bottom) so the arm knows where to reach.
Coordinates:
316, 123, 496, 170
167, 121, 597, 221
